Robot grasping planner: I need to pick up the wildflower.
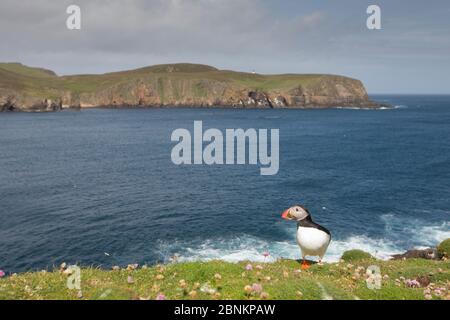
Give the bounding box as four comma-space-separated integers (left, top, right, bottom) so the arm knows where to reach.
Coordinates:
260, 292, 269, 299
296, 291, 303, 297
251, 283, 263, 294
424, 294, 433, 300
214, 273, 222, 280
383, 274, 389, 280
405, 279, 421, 288
283, 271, 289, 278
244, 285, 253, 294
193, 282, 201, 289
213, 292, 221, 299
264, 276, 271, 281
356, 266, 365, 273
200, 283, 216, 294
155, 274, 165, 280
245, 264, 253, 271
434, 289, 442, 296
156, 293, 166, 300
127, 264, 138, 271
152, 284, 160, 292
262, 252, 270, 262
157, 265, 166, 273
189, 290, 198, 298
255, 265, 263, 270
179, 279, 187, 288
0, 270, 5, 278
127, 276, 134, 284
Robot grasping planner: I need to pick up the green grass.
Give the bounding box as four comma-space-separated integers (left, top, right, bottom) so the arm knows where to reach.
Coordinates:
341, 250, 375, 262
1, 259, 448, 300
438, 239, 450, 258
0, 62, 342, 101
0, 63, 57, 78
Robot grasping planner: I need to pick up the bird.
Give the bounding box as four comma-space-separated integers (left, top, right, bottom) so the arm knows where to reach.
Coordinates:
281, 204, 331, 269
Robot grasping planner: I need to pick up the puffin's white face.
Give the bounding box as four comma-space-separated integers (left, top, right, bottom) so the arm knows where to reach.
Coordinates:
281, 205, 310, 221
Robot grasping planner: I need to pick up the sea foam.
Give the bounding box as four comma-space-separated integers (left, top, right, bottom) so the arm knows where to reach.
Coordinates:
156, 216, 449, 263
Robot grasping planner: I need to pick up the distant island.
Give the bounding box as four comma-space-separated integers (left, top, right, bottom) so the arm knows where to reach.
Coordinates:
0, 62, 388, 112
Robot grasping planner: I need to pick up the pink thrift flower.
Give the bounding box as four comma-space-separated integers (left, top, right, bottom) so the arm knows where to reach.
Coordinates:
156, 293, 166, 300
263, 252, 270, 258
0, 270, 5, 278
251, 283, 263, 294
245, 264, 253, 271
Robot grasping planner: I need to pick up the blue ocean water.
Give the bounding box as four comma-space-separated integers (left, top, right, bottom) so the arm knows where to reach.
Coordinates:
0, 95, 449, 272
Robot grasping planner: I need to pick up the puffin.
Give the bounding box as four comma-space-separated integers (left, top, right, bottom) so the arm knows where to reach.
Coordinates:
281, 204, 331, 269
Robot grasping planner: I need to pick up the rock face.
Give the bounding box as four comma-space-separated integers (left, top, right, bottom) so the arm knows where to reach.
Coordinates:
0, 63, 387, 112
391, 248, 439, 261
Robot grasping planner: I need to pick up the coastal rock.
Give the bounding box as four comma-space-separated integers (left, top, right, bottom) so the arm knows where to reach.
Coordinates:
0, 62, 387, 111
391, 248, 438, 260
0, 96, 16, 111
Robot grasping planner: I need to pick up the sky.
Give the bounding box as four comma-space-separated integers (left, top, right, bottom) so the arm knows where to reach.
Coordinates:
0, 0, 449, 94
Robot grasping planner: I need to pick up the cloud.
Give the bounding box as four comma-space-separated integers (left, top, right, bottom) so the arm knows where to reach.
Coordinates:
0, 0, 449, 93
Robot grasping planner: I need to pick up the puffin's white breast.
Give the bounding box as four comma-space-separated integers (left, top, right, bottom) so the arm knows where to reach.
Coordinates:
296, 227, 330, 256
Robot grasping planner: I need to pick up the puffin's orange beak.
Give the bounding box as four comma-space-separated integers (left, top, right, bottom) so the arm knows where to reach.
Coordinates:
281, 209, 291, 220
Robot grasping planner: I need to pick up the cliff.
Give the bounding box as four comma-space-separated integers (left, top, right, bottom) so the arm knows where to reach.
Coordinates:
0, 63, 386, 111
1, 239, 448, 300
0, 255, 448, 300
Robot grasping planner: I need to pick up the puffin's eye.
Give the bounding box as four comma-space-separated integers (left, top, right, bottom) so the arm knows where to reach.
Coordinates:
295, 208, 299, 212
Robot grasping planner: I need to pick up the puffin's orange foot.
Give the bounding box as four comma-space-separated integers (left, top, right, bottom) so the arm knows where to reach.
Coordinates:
301, 261, 310, 270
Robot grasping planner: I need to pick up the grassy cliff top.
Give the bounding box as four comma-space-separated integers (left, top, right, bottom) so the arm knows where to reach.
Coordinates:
0, 62, 57, 78
0, 62, 354, 96
1, 258, 448, 300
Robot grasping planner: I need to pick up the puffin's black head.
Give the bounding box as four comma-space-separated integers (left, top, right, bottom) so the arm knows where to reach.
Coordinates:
281, 204, 310, 221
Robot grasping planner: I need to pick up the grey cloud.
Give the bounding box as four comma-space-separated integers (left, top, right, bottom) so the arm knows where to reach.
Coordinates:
0, 0, 449, 93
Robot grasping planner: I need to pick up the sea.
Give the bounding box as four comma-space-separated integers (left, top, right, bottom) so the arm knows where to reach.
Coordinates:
0, 94, 449, 272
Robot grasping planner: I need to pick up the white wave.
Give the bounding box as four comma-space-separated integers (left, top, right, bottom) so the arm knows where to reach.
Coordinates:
155, 217, 449, 264
156, 234, 402, 264
381, 213, 450, 247
157, 236, 297, 263
334, 106, 399, 111
326, 236, 400, 261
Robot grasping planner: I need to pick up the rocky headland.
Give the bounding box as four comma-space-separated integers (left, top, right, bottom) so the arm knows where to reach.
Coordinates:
0, 62, 388, 112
